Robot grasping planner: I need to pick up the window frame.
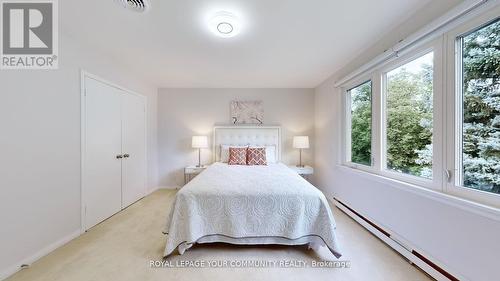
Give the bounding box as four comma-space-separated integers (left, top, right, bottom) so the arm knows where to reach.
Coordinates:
379, 42, 444, 190
340, 4, 500, 211
342, 75, 375, 172
341, 40, 444, 190
444, 8, 500, 208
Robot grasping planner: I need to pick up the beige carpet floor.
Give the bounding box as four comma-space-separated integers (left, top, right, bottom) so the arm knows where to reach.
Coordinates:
7, 189, 431, 281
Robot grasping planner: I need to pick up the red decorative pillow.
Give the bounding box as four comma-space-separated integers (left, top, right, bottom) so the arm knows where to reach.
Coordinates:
228, 147, 247, 165
247, 147, 267, 165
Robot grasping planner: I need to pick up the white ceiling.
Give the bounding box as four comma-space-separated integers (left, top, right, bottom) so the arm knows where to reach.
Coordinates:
61, 0, 436, 88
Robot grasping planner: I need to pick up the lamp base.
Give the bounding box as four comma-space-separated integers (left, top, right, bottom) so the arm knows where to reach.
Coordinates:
296, 148, 306, 168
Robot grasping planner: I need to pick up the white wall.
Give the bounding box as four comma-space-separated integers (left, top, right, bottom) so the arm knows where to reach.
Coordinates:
314, 1, 500, 280
0, 33, 158, 278
158, 88, 315, 188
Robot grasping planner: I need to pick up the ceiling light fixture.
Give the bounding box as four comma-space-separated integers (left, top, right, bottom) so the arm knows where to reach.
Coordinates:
217, 22, 233, 34
209, 11, 240, 38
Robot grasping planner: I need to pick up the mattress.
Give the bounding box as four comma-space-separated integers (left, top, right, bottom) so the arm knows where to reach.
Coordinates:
163, 162, 342, 258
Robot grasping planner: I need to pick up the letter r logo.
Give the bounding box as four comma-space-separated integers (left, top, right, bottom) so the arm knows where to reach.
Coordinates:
2, 2, 53, 54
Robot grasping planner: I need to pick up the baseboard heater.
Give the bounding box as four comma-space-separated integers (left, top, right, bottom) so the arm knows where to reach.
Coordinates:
333, 198, 460, 281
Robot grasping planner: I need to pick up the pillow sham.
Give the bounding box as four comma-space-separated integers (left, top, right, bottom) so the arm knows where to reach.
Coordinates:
249, 145, 277, 163
220, 145, 247, 163
228, 147, 247, 165
247, 147, 267, 165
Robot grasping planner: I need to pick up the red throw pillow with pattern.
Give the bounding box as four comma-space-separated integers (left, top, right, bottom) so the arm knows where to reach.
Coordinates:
247, 147, 267, 165
228, 147, 247, 165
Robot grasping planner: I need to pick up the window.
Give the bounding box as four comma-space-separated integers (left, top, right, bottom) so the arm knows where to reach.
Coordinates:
340, 5, 500, 208
457, 19, 500, 195
384, 52, 434, 179
347, 81, 372, 166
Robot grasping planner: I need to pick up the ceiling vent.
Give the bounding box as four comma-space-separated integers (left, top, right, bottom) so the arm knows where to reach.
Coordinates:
115, 0, 150, 13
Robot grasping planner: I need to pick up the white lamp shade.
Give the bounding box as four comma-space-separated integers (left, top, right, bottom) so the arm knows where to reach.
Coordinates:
192, 136, 208, 148
293, 136, 309, 149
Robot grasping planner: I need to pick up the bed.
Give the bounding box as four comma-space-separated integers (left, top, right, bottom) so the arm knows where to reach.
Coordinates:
163, 126, 342, 258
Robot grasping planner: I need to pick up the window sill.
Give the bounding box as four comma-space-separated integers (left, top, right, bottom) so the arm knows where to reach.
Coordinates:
337, 164, 500, 222
343, 162, 436, 190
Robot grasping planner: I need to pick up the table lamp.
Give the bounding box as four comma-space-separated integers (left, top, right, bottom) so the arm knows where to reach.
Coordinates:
192, 136, 208, 167
293, 136, 309, 167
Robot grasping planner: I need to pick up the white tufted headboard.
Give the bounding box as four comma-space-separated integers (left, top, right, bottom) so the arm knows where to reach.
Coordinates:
213, 126, 281, 162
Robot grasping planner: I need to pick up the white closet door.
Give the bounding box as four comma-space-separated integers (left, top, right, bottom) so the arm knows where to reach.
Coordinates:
121, 92, 146, 208
84, 77, 123, 230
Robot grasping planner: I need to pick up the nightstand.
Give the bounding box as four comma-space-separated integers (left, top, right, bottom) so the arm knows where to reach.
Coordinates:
288, 165, 314, 181
184, 165, 207, 184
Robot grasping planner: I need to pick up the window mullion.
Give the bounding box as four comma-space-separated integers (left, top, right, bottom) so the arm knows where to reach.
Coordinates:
344, 89, 352, 164
372, 71, 383, 171
432, 37, 445, 191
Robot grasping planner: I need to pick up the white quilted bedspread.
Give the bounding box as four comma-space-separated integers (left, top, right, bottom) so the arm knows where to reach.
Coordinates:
163, 162, 342, 258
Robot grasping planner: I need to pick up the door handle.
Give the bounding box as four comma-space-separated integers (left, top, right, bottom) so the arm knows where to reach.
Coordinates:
116, 154, 123, 159
123, 154, 130, 158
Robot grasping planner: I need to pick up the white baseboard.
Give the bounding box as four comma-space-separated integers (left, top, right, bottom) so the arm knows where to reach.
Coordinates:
145, 186, 179, 196
146, 186, 161, 195
332, 198, 464, 281
156, 186, 181, 190
0, 229, 81, 281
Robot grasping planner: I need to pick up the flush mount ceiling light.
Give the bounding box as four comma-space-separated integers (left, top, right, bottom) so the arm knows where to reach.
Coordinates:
217, 22, 233, 34
209, 11, 241, 38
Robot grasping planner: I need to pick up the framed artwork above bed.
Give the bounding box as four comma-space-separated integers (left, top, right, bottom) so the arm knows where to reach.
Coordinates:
230, 100, 263, 125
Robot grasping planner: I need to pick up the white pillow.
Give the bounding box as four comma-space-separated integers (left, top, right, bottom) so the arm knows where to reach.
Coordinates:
220, 145, 247, 163
249, 145, 277, 163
